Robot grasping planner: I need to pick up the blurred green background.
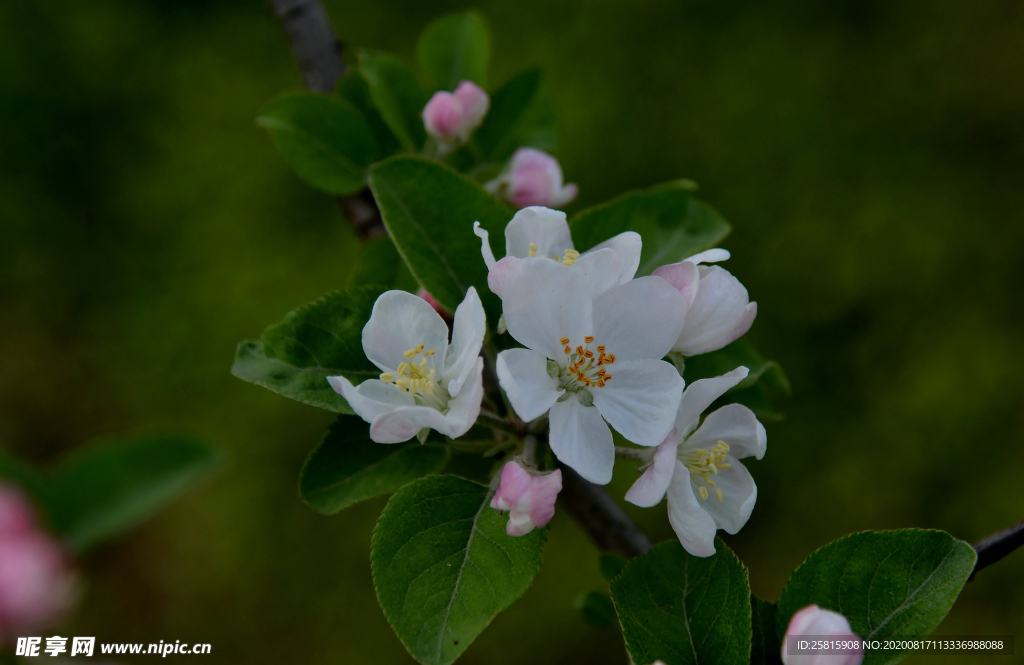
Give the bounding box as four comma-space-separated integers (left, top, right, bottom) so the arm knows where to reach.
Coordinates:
1, 0, 1021, 663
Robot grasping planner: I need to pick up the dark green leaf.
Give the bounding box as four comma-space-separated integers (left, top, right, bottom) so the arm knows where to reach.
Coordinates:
0, 449, 44, 500
372, 474, 546, 665
43, 434, 220, 552
417, 11, 491, 91
683, 340, 791, 421
231, 286, 383, 413
369, 156, 511, 320
473, 69, 556, 162
570, 182, 731, 276
359, 52, 427, 152
574, 590, 616, 627
300, 416, 449, 514
352, 234, 421, 293
598, 553, 628, 582
336, 70, 402, 158
776, 529, 977, 665
751, 596, 782, 665
256, 92, 377, 195
610, 539, 751, 665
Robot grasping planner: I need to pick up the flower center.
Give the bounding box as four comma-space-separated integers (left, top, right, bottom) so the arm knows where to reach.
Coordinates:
558, 335, 615, 391
682, 440, 731, 502
379, 344, 449, 410
527, 242, 580, 266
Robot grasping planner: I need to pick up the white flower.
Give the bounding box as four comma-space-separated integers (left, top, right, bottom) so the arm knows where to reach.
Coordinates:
327, 288, 485, 443
485, 148, 579, 209
473, 206, 642, 300
782, 605, 864, 665
495, 258, 687, 484
653, 249, 757, 357
625, 367, 766, 557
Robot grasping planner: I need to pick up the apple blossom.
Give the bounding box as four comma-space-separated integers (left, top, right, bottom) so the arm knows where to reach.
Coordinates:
490, 459, 562, 536
416, 288, 447, 316
652, 249, 757, 357
782, 605, 864, 665
495, 258, 686, 484
421, 80, 489, 147
473, 206, 642, 300
328, 287, 486, 443
625, 367, 766, 557
485, 148, 579, 208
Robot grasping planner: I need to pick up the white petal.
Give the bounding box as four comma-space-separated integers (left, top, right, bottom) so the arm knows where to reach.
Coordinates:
674, 267, 753, 357
496, 348, 562, 422
592, 276, 687, 362
501, 258, 592, 359
369, 406, 450, 443
326, 376, 415, 424
473, 222, 497, 270
571, 248, 621, 297
440, 357, 485, 438
624, 434, 680, 508
504, 206, 573, 259
652, 261, 700, 311
588, 231, 642, 284
693, 459, 757, 535
666, 461, 718, 557
362, 290, 449, 372
590, 359, 683, 446
686, 403, 766, 460
549, 393, 614, 484
674, 367, 749, 434
444, 287, 486, 397
683, 248, 730, 265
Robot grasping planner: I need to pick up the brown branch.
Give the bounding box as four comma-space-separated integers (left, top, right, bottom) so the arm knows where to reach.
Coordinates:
971, 518, 1024, 580
558, 466, 653, 558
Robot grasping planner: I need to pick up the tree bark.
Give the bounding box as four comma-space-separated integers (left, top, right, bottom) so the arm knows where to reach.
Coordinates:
268, 0, 346, 92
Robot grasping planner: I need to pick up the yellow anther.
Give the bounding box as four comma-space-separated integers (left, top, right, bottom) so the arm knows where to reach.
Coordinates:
403, 343, 425, 359
584, 335, 595, 344
716, 488, 723, 502
561, 249, 580, 266
379, 372, 395, 383
424, 349, 436, 356
560, 337, 570, 346
527, 242, 538, 257
699, 487, 709, 500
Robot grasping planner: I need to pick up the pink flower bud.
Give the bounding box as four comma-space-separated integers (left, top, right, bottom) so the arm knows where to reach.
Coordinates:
0, 487, 36, 538
490, 460, 562, 536
486, 148, 578, 209
782, 605, 863, 665
421, 80, 489, 144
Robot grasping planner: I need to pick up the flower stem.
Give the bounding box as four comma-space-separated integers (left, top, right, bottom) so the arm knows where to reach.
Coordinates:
477, 409, 521, 436
614, 446, 652, 462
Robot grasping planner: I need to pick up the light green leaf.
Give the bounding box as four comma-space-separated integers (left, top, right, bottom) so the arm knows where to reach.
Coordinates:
359, 52, 427, 152
610, 539, 751, 665
300, 416, 449, 514
369, 155, 511, 320
42, 434, 220, 552
231, 286, 383, 413
682, 340, 791, 421
256, 92, 377, 195
336, 69, 402, 158
751, 596, 783, 665
372, 474, 546, 665
570, 182, 731, 276
473, 68, 556, 162
351, 234, 421, 293
574, 590, 616, 627
776, 529, 976, 665
417, 11, 491, 91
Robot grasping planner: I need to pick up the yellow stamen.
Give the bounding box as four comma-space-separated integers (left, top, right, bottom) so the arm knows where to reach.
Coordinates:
403, 343, 425, 359
699, 487, 709, 500
685, 440, 731, 501
561, 249, 580, 266
584, 335, 595, 344
379, 372, 395, 383
527, 242, 538, 257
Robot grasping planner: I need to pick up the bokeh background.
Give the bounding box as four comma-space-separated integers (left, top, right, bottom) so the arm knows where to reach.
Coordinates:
1, 0, 1021, 662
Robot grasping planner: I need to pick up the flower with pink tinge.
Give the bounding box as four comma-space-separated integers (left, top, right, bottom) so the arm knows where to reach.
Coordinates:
490, 460, 562, 536
652, 248, 757, 357
485, 148, 579, 209
0, 486, 36, 538
421, 80, 490, 147
782, 605, 864, 665
416, 288, 448, 316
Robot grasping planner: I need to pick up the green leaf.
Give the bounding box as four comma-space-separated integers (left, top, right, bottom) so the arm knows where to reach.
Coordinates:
417, 11, 491, 91
300, 416, 449, 514
751, 596, 783, 665
683, 340, 791, 421
352, 234, 421, 293
359, 52, 427, 152
256, 92, 377, 196
777, 529, 976, 665
372, 474, 546, 665
369, 156, 511, 319
575, 590, 616, 627
42, 434, 220, 552
0, 449, 44, 500
598, 552, 628, 582
474, 68, 557, 162
570, 182, 731, 276
610, 539, 751, 665
231, 286, 383, 413
336, 70, 403, 158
